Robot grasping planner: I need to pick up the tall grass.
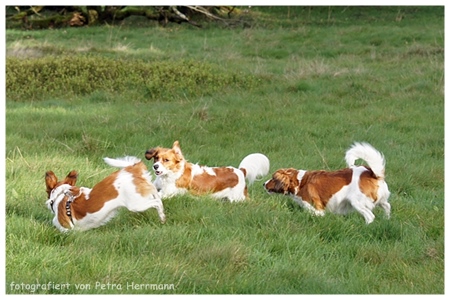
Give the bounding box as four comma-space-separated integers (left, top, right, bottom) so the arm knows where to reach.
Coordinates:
5, 6, 444, 294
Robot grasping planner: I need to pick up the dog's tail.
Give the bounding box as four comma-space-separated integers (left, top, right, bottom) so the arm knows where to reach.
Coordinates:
238, 153, 270, 184
103, 156, 142, 168
345, 142, 386, 178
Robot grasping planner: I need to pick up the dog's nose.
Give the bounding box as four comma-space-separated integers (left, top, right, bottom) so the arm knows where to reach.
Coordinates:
153, 164, 159, 170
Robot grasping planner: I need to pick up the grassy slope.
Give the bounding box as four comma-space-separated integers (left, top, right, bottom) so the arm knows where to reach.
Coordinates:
5, 6, 444, 294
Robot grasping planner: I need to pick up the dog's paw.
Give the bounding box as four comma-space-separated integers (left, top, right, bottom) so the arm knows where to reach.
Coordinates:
160, 215, 166, 224
313, 210, 325, 217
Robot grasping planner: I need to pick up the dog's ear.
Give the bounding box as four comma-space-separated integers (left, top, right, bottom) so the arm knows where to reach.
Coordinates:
284, 168, 301, 194
45, 171, 58, 197
172, 141, 184, 159
63, 170, 78, 186
172, 140, 183, 156
145, 147, 160, 161
273, 171, 290, 194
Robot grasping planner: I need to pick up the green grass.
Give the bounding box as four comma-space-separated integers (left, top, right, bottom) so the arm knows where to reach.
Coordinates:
5, 6, 444, 294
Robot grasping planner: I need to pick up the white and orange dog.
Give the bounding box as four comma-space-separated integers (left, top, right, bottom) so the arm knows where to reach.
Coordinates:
145, 141, 270, 202
45, 157, 165, 232
264, 142, 390, 224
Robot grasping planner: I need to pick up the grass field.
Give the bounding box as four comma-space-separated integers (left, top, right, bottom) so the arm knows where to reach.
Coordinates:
4, 6, 444, 294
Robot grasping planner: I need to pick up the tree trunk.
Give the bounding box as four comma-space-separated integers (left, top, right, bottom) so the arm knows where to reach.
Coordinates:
7, 6, 245, 29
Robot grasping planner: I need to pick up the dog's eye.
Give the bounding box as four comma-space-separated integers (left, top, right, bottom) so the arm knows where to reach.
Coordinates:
164, 158, 169, 162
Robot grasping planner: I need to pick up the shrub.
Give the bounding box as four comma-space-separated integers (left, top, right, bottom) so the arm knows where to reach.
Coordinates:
6, 56, 260, 102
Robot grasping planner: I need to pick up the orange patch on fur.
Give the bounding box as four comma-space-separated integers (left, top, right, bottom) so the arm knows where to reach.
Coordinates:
69, 172, 119, 220
191, 167, 239, 193
175, 163, 192, 189
358, 168, 379, 201
297, 169, 352, 210
176, 165, 239, 194
127, 161, 156, 197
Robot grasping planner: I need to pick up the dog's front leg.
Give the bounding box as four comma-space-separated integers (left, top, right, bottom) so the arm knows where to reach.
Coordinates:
292, 196, 325, 216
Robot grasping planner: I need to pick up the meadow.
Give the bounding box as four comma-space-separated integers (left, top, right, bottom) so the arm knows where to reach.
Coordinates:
4, 7, 444, 294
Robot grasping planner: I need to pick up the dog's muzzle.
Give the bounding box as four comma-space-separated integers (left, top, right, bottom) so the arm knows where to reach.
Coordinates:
153, 163, 163, 176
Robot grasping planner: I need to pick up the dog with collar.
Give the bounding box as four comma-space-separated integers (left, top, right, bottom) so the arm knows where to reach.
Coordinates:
144, 141, 270, 202
264, 142, 391, 224
45, 156, 166, 232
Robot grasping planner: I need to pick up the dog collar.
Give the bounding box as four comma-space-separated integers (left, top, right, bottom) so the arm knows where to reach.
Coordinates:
49, 199, 56, 213
64, 191, 76, 224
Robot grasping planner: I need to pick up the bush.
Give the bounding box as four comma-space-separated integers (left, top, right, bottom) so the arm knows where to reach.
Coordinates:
6, 56, 260, 101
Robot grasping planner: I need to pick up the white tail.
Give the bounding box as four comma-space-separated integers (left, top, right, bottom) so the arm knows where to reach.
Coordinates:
345, 142, 385, 178
238, 153, 270, 184
103, 156, 141, 168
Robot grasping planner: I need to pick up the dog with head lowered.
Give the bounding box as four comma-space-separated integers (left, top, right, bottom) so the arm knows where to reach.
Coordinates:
45, 156, 166, 232
264, 142, 391, 224
145, 141, 270, 202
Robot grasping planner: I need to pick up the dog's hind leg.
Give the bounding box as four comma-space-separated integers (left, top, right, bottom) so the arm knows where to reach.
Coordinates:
155, 201, 166, 224
377, 182, 391, 219
349, 195, 376, 224
379, 201, 391, 219
145, 194, 166, 224
124, 193, 166, 223
352, 203, 375, 224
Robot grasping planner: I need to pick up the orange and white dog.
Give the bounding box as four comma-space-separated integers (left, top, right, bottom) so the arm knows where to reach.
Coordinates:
45, 156, 165, 232
145, 141, 270, 202
264, 142, 390, 224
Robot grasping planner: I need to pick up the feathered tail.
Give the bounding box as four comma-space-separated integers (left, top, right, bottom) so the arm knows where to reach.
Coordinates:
238, 153, 270, 184
103, 156, 142, 168
345, 142, 386, 178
